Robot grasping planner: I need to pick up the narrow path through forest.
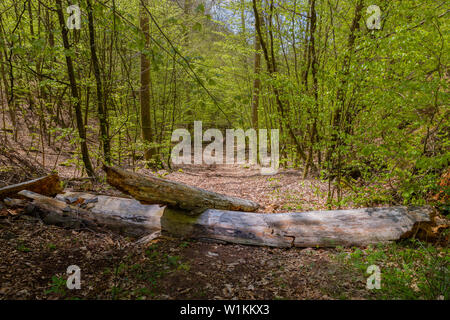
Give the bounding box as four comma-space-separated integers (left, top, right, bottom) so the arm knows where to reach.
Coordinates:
0, 164, 375, 300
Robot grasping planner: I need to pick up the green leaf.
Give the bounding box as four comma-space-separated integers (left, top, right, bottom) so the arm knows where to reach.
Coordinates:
192, 22, 202, 32
196, 4, 205, 14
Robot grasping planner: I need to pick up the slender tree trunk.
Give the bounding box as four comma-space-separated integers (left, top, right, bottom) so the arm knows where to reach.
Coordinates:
252, 15, 261, 132
86, 0, 111, 164
0, 23, 10, 140
252, 0, 312, 167
55, 0, 95, 177
0, 15, 18, 141
304, 0, 319, 178
331, 0, 364, 134
139, 0, 154, 162
326, 0, 364, 204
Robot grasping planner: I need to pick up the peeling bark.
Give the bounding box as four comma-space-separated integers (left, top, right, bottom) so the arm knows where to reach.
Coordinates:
104, 166, 260, 214
23, 190, 433, 248
19, 190, 163, 238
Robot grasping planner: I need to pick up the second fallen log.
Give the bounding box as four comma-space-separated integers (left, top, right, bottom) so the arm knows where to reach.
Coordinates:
0, 174, 63, 200
18, 190, 163, 237
104, 166, 260, 214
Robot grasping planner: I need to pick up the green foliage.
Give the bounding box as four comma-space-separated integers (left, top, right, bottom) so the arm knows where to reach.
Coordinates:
0, 0, 447, 206
45, 276, 67, 296
336, 241, 449, 300
16, 243, 31, 253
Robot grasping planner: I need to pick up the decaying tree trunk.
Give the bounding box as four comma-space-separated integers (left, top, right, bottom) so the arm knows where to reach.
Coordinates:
0, 174, 62, 199
161, 206, 433, 247
104, 166, 260, 214
21, 191, 433, 247
19, 190, 163, 238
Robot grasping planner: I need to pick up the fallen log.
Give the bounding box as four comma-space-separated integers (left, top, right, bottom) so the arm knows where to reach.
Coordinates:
35, 191, 433, 247
103, 166, 260, 214
0, 174, 63, 200
18, 190, 163, 238
161, 206, 433, 247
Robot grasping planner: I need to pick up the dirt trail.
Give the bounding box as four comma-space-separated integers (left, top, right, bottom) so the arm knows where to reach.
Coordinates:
0, 214, 371, 300
139, 163, 345, 213
0, 164, 376, 300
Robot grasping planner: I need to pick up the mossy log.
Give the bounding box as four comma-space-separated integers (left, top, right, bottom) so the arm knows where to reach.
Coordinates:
103, 166, 260, 215
161, 206, 433, 247
24, 191, 433, 247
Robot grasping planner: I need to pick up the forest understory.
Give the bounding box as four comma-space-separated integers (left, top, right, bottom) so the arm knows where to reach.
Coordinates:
0, 0, 448, 301
0, 122, 448, 300
0, 170, 448, 300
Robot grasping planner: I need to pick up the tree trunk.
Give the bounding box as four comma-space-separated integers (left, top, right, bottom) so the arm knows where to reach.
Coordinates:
161, 205, 432, 247
55, 0, 95, 177
22, 190, 434, 248
326, 0, 364, 203
303, 0, 319, 178
252, 0, 313, 168
20, 190, 162, 238
103, 166, 261, 214
139, 0, 154, 161
86, 0, 111, 164
252, 14, 261, 132
328, 0, 364, 159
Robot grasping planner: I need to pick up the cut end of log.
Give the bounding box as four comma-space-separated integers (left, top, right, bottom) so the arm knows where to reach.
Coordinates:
0, 174, 63, 200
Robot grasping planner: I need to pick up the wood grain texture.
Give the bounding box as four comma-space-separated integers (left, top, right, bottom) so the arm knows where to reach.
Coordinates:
0, 174, 63, 199
161, 206, 432, 247
104, 166, 260, 214
19, 190, 164, 237
33, 191, 432, 247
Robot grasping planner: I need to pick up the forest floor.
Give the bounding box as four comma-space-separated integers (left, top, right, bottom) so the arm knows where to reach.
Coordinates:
0, 163, 448, 300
